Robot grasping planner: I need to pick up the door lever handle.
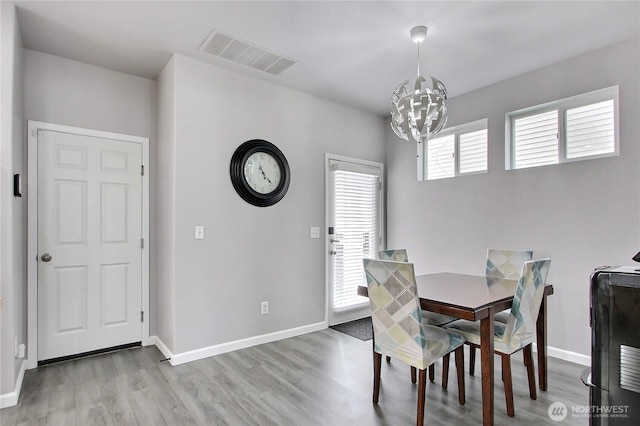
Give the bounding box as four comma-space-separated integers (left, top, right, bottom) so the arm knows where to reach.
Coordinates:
41, 253, 52, 262
330, 239, 340, 243
330, 250, 337, 255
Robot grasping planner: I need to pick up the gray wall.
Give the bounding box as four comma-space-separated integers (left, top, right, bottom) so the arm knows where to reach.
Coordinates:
386, 37, 640, 359
156, 54, 387, 354
0, 1, 26, 396
155, 57, 176, 351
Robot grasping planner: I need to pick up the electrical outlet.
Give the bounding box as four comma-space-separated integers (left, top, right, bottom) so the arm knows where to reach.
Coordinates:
195, 226, 204, 240
17, 344, 25, 359
261, 301, 269, 315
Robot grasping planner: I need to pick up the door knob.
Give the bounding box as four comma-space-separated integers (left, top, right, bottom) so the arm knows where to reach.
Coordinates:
330, 250, 337, 255
41, 253, 52, 262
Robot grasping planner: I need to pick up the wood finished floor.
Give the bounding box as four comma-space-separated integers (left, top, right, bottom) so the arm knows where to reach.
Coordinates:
1, 329, 589, 425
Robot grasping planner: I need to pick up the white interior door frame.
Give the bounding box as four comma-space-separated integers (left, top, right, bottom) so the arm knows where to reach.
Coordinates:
27, 121, 150, 369
324, 153, 385, 326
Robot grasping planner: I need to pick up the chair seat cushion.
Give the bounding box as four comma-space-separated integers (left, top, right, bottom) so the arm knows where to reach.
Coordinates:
443, 319, 531, 355
494, 309, 511, 323
422, 310, 455, 326
377, 323, 465, 369
418, 323, 465, 365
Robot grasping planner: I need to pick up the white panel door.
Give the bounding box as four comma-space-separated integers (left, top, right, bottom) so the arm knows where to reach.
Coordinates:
37, 130, 142, 361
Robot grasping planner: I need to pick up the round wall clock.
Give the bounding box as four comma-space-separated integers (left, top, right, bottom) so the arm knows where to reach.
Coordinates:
230, 139, 291, 207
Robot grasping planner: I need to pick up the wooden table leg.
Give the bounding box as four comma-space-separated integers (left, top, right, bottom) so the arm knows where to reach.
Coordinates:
536, 295, 548, 391
481, 310, 495, 426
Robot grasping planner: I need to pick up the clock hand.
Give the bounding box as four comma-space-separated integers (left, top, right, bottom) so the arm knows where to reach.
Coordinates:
259, 164, 273, 185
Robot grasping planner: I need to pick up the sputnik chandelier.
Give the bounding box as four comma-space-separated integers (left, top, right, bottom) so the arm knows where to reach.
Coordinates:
391, 26, 448, 143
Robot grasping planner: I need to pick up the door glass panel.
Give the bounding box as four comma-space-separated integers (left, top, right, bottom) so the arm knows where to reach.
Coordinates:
327, 157, 383, 325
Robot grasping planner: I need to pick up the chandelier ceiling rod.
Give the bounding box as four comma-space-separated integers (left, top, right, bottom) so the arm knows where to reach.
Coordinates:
411, 26, 427, 77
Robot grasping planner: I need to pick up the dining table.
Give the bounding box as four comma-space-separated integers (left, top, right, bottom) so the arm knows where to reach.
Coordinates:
357, 272, 554, 426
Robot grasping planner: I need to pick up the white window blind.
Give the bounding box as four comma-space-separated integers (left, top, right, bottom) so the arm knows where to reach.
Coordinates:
427, 135, 455, 180
333, 169, 380, 311
513, 110, 559, 169
459, 129, 488, 174
507, 86, 618, 170
420, 119, 488, 180
566, 100, 615, 159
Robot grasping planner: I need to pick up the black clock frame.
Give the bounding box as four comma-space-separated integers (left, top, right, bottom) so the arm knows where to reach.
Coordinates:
230, 139, 290, 207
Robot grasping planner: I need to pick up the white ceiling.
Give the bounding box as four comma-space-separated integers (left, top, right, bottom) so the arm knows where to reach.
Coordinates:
12, 1, 640, 116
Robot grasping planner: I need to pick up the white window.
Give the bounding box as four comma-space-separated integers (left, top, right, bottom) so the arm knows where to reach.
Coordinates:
419, 119, 488, 181
507, 86, 618, 170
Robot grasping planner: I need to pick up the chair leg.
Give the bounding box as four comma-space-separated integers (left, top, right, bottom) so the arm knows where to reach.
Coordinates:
386, 356, 391, 363
428, 364, 435, 382
523, 344, 537, 400
417, 368, 427, 426
373, 351, 382, 404
501, 354, 514, 417
455, 346, 465, 405
411, 366, 417, 384
469, 345, 476, 376
442, 354, 450, 390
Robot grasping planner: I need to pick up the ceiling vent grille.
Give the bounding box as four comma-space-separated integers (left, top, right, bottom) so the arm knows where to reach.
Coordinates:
199, 30, 297, 76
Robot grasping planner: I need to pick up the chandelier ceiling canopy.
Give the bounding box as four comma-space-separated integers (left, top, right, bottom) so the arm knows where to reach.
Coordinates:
391, 26, 448, 143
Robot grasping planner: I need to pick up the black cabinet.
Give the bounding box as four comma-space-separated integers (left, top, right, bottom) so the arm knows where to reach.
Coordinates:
586, 267, 640, 425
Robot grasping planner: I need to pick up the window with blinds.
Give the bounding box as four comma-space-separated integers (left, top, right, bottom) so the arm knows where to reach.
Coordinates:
460, 129, 489, 174
427, 135, 454, 180
421, 119, 488, 180
508, 86, 618, 170
332, 167, 381, 311
566, 100, 615, 159
513, 110, 559, 169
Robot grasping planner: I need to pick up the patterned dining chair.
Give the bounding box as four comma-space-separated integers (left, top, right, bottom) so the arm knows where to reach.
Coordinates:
363, 259, 466, 425
467, 249, 534, 375
378, 249, 454, 327
378, 249, 454, 383
443, 258, 551, 417
486, 249, 534, 281
378, 248, 409, 262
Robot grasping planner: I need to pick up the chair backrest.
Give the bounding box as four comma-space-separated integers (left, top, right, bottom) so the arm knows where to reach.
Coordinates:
363, 258, 427, 368
378, 249, 409, 262
486, 249, 533, 280
501, 258, 551, 347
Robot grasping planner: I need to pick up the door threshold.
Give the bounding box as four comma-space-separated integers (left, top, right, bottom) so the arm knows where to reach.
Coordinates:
38, 342, 141, 366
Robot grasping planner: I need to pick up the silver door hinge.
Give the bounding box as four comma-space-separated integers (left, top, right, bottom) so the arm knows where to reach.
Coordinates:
141, 165, 145, 176
141, 311, 144, 322
141, 238, 144, 249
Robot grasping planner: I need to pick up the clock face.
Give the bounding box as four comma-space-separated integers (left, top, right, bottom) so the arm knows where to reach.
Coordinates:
230, 139, 290, 207
243, 152, 282, 194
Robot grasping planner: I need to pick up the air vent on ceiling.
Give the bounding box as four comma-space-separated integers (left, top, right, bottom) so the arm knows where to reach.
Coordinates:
199, 30, 297, 76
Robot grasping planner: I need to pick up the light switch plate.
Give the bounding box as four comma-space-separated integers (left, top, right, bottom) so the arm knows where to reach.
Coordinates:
310, 226, 320, 239
195, 226, 204, 240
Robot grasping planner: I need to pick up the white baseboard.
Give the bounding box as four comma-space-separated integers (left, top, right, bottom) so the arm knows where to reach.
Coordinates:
151, 321, 327, 366
546, 345, 591, 366
531, 343, 590, 366
147, 335, 173, 361
0, 360, 27, 409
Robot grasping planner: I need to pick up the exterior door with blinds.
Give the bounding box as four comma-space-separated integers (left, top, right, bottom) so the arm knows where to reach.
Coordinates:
326, 155, 384, 326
